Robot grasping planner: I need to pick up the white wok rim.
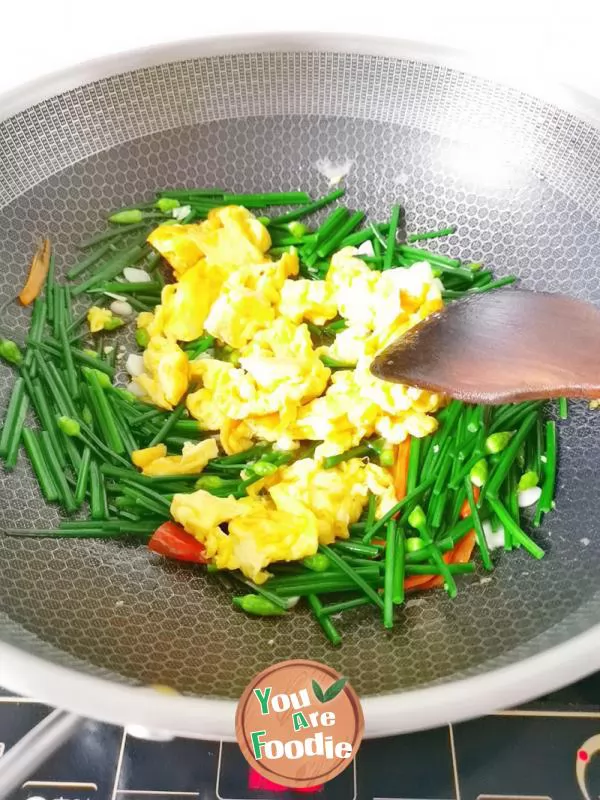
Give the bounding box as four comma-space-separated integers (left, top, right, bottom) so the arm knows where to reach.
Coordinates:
2, 31, 600, 736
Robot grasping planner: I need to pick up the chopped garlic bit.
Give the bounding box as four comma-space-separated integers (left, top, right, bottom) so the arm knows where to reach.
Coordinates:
126, 353, 145, 377
127, 380, 146, 398
518, 486, 542, 508
314, 158, 353, 186
172, 204, 192, 221
482, 520, 505, 551
110, 300, 134, 317
123, 267, 153, 283
357, 240, 374, 257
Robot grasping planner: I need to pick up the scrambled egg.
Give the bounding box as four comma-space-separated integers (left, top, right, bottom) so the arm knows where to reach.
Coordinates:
147, 206, 271, 278
132, 439, 218, 476
135, 335, 189, 410
136, 205, 446, 580
170, 456, 396, 583
170, 489, 318, 584
88, 306, 120, 333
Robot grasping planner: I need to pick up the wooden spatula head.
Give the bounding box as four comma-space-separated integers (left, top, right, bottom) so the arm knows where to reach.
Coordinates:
370, 289, 600, 404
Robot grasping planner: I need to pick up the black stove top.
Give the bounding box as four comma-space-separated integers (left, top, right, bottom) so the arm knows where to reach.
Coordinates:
1, 677, 600, 800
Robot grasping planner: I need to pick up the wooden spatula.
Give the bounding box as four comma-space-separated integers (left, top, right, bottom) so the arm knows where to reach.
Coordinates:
370, 289, 600, 404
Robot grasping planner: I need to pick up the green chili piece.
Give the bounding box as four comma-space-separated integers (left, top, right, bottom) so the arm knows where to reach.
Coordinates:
302, 554, 331, 572
57, 416, 81, 437
485, 431, 514, 455
0, 338, 23, 366
469, 458, 489, 488
518, 470, 539, 491
232, 594, 286, 616
155, 198, 180, 212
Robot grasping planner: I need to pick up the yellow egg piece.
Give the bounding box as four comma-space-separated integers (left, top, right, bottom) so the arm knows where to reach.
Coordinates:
278, 277, 337, 325
87, 306, 113, 333
132, 444, 168, 469
204, 286, 275, 349
136, 439, 218, 477
170, 489, 256, 569
187, 358, 256, 429
135, 335, 189, 410
199, 206, 271, 267
161, 261, 227, 342
147, 224, 206, 279
147, 207, 271, 279
223, 505, 319, 584
233, 251, 299, 303
268, 457, 395, 545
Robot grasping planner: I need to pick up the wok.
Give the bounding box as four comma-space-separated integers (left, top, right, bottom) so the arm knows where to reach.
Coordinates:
1, 34, 600, 743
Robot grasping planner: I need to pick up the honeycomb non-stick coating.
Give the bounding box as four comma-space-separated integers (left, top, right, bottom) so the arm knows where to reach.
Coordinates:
1, 51, 600, 699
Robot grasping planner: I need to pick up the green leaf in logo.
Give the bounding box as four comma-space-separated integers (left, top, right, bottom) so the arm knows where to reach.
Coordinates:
323, 677, 348, 702
312, 679, 326, 703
